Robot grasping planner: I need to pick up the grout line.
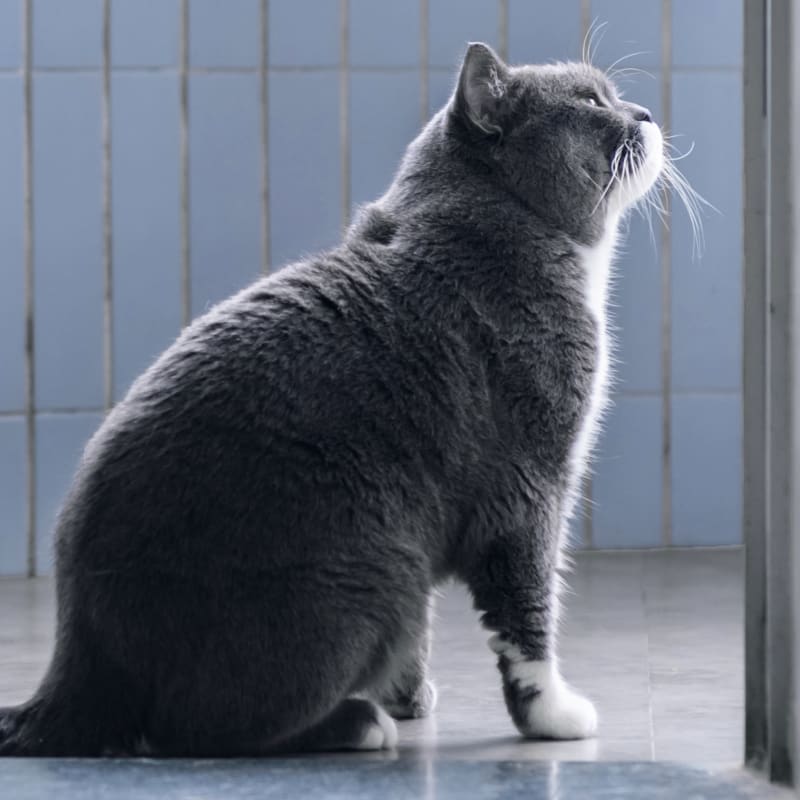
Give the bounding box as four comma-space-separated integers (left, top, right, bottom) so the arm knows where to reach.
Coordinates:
498, 0, 509, 62
101, 0, 114, 410
579, 543, 743, 556
22, 0, 36, 578
579, 1, 593, 550
0, 396, 739, 416
259, 0, 270, 274
614, 388, 742, 398
419, 0, 429, 126
0, 407, 106, 418
580, 0, 592, 53
670, 65, 742, 73
660, 0, 673, 548
0, 64, 745, 76
640, 554, 658, 761
179, 0, 191, 326
339, 0, 350, 231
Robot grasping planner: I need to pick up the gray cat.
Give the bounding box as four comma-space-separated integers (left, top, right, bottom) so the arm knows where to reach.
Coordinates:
0, 43, 667, 756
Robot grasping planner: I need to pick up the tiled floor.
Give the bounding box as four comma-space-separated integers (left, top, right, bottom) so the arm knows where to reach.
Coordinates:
419, 548, 744, 765
0, 548, 789, 798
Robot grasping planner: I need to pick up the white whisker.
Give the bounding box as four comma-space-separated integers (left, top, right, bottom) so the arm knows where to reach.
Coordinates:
663, 140, 696, 161
591, 141, 625, 216
657, 155, 716, 259
583, 19, 609, 66
607, 66, 656, 83
604, 51, 651, 76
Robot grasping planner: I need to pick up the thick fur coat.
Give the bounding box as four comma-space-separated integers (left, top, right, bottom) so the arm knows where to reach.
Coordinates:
0, 43, 663, 756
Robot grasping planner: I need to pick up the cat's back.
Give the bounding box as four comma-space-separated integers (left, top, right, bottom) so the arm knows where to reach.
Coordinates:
59, 244, 476, 573
114, 250, 409, 436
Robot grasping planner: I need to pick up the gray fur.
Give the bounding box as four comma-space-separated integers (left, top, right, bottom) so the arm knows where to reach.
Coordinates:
0, 43, 660, 755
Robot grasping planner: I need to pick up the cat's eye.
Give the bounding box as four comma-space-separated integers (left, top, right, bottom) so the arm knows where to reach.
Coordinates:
583, 93, 602, 108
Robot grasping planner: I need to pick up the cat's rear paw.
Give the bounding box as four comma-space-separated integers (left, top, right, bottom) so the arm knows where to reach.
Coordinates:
382, 679, 438, 720
355, 705, 398, 750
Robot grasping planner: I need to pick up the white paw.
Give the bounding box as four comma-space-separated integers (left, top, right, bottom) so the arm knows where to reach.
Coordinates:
382, 678, 438, 720
522, 679, 598, 740
355, 705, 399, 750
489, 641, 598, 741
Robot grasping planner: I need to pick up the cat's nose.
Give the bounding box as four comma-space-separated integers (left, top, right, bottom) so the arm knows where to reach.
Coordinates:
631, 104, 653, 123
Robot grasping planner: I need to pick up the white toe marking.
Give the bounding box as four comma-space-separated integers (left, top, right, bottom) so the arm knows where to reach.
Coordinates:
357, 723, 385, 751
355, 705, 398, 750
510, 659, 598, 740
374, 705, 399, 749
488, 637, 597, 740
425, 679, 439, 715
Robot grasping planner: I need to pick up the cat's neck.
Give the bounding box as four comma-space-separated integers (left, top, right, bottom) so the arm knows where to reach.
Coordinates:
575, 214, 620, 322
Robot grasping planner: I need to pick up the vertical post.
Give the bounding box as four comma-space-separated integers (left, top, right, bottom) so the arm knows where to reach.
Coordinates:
579, 1, 593, 549
497, 0, 508, 63
419, 0, 428, 126
102, 0, 114, 408
660, 0, 673, 547
743, 0, 768, 772
339, 0, 350, 231
791, 0, 800, 782
259, 0, 270, 274
179, 0, 191, 325
579, 0, 591, 45
22, 0, 36, 578
765, 0, 796, 784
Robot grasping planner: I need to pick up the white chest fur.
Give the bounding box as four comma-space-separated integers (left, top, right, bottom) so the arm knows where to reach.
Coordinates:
570, 217, 619, 482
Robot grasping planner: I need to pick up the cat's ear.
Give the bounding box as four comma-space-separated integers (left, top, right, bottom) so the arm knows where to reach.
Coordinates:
454, 42, 510, 136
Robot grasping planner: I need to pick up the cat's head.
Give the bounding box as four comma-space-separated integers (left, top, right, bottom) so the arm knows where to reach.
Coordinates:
448, 43, 664, 242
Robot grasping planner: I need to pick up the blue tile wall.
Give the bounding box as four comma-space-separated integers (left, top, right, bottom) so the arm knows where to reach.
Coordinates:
269, 71, 340, 268
671, 393, 742, 547
34, 0, 102, 68
429, 0, 498, 68
593, 395, 663, 549
509, 0, 581, 64
0, 3, 746, 571
0, 76, 25, 412
269, 0, 339, 67
190, 74, 261, 315
566, 496, 589, 550
671, 70, 742, 393
112, 73, 181, 398
611, 71, 663, 394
0, 0, 21, 68
613, 215, 662, 394
350, 72, 421, 208
589, 0, 661, 68
0, 418, 26, 576
672, 0, 743, 68
35, 413, 101, 573
33, 74, 104, 409
428, 68, 457, 119
349, 0, 419, 68
189, 0, 260, 68
111, 0, 179, 67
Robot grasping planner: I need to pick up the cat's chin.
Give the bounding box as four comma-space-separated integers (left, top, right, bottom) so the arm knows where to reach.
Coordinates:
612, 122, 664, 214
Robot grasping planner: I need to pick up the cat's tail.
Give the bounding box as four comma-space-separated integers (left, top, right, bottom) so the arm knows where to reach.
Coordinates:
0, 689, 137, 757
0, 692, 98, 756
0, 644, 142, 756
0, 702, 49, 757
0, 697, 108, 757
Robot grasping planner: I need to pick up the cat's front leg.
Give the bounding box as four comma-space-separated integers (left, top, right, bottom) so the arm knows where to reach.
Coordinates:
468, 527, 597, 740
